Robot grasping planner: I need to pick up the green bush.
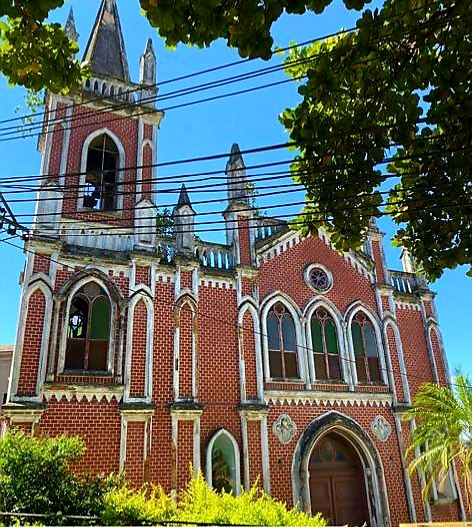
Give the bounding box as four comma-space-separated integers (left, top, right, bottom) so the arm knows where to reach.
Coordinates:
0, 431, 114, 524
101, 472, 326, 526
101, 484, 176, 526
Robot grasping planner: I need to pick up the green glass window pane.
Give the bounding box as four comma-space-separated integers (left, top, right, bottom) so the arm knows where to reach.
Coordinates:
325, 320, 339, 355
267, 313, 279, 350
352, 323, 364, 356
90, 297, 110, 340
365, 322, 378, 357
311, 319, 323, 353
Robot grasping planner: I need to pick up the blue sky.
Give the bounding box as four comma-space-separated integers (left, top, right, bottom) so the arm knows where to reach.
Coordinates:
0, 0, 470, 377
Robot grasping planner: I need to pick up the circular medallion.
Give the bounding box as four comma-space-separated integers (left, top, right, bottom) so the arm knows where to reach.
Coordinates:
305, 264, 333, 294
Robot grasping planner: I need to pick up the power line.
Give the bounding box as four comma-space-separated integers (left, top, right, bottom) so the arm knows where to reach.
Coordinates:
0, 27, 360, 131
0, 236, 457, 393
3, 143, 468, 211
0, 8, 465, 144
0, 124, 466, 188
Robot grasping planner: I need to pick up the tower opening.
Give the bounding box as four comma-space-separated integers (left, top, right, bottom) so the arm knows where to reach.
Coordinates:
84, 134, 119, 211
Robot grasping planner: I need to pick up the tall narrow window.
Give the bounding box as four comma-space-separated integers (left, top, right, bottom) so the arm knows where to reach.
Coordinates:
84, 134, 119, 211
311, 307, 341, 381
267, 302, 299, 380
65, 282, 111, 372
351, 312, 381, 383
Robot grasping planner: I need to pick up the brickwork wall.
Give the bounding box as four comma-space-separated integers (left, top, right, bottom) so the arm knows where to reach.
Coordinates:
38, 396, 121, 474
246, 419, 263, 487
33, 253, 51, 275
125, 421, 146, 485
238, 216, 251, 265
258, 235, 377, 313
17, 289, 45, 396
396, 307, 434, 397
385, 324, 406, 402
59, 104, 139, 227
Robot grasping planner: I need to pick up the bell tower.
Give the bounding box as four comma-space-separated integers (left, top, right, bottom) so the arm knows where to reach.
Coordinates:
35, 0, 163, 252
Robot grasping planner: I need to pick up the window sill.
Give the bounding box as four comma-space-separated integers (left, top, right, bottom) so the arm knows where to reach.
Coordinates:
55, 372, 117, 387
61, 369, 112, 377
76, 206, 122, 218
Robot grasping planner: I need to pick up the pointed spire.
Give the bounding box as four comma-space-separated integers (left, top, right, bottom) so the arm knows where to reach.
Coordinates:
82, 0, 130, 82
226, 143, 249, 204
177, 184, 192, 208
64, 8, 79, 44
140, 38, 157, 86
173, 185, 195, 257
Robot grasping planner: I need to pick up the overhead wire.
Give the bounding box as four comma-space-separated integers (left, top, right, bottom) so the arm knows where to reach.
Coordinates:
0, 235, 458, 393
0, 121, 466, 187
0, 7, 465, 144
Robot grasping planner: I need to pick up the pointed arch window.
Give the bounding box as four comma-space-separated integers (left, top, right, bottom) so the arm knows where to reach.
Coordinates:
83, 134, 119, 211
351, 312, 381, 383
311, 307, 341, 381
267, 302, 299, 380
65, 282, 111, 372
206, 431, 240, 494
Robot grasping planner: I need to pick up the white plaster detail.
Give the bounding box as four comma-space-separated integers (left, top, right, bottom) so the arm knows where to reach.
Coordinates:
57, 275, 117, 375
43, 384, 124, 403
371, 415, 392, 442
238, 301, 263, 401
344, 302, 388, 386
264, 390, 393, 407
260, 292, 307, 384
304, 263, 333, 294
124, 294, 154, 402
9, 281, 53, 402
273, 413, 297, 444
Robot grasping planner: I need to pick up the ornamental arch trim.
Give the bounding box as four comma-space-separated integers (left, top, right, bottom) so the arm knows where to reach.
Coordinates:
259, 292, 307, 383
344, 301, 387, 385
291, 410, 390, 527
205, 428, 241, 495
303, 297, 347, 384
78, 128, 126, 213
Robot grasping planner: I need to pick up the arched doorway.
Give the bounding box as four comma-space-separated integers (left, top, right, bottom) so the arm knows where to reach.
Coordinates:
309, 433, 370, 526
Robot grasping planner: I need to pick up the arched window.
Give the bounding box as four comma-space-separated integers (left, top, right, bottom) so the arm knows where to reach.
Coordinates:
83, 134, 119, 211
311, 307, 341, 381
207, 431, 240, 494
267, 302, 299, 380
65, 282, 111, 371
351, 312, 381, 383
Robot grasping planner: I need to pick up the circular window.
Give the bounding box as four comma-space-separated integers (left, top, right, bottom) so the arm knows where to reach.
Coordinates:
305, 264, 333, 293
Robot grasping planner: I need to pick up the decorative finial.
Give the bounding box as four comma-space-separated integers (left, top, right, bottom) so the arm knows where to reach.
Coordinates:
64, 7, 79, 44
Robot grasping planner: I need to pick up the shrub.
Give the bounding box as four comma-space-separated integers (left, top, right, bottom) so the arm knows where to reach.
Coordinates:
0, 431, 114, 524
101, 472, 326, 526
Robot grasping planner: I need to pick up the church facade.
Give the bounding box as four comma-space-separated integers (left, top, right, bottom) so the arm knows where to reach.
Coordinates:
3, 1, 465, 525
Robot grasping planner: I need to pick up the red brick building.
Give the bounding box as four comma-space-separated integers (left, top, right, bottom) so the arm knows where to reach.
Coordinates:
3, 1, 466, 525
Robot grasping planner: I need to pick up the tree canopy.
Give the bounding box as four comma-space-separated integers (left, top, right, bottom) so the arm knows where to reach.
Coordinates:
1, 0, 470, 279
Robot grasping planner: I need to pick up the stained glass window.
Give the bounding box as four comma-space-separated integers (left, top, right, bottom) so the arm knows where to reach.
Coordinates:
65, 283, 111, 372
351, 312, 381, 383
267, 302, 300, 380
311, 307, 341, 381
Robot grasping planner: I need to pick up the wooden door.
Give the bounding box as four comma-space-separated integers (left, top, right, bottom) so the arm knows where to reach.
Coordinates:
309, 434, 370, 527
